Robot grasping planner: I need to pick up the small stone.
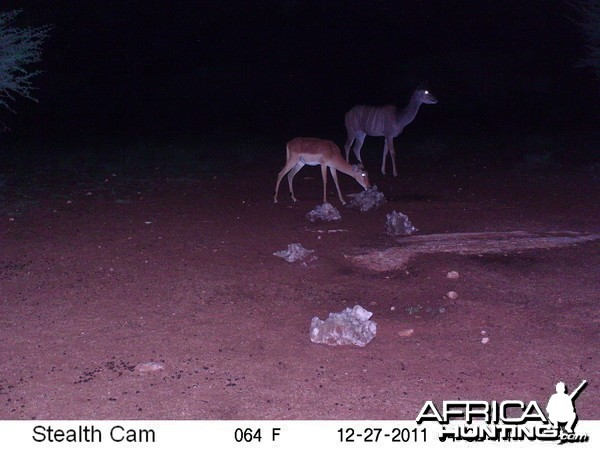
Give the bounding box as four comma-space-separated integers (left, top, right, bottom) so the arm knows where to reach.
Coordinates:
446, 291, 458, 300
481, 337, 490, 344
385, 210, 417, 236
306, 203, 342, 222
273, 243, 315, 263
310, 305, 376, 347
397, 328, 414, 337
447, 271, 459, 279
348, 185, 386, 212
135, 362, 164, 372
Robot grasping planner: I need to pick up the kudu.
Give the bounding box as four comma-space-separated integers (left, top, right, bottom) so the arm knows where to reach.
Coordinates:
344, 85, 438, 177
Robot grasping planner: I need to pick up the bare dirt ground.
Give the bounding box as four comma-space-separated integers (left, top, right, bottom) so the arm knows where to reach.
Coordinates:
1, 156, 599, 420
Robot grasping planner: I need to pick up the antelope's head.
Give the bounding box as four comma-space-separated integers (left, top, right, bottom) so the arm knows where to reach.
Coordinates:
352, 164, 371, 190
416, 83, 438, 105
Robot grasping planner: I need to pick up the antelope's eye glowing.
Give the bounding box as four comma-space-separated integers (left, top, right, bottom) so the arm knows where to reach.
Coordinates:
424, 90, 429, 94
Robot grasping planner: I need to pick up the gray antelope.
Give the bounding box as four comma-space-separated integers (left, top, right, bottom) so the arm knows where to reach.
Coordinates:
274, 137, 370, 205
344, 85, 438, 177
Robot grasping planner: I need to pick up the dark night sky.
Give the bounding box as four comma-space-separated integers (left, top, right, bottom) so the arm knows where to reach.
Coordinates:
3, 0, 599, 148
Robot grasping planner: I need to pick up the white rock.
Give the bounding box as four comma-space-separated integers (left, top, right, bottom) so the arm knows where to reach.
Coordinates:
273, 243, 315, 263
397, 328, 414, 337
310, 305, 377, 347
306, 203, 342, 222
348, 185, 386, 212
135, 362, 165, 372
385, 210, 417, 236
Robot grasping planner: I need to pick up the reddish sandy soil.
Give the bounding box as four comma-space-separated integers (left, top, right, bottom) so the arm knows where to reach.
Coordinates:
1, 157, 599, 420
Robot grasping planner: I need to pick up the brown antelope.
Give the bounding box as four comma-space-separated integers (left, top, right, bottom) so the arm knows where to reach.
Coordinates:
344, 85, 438, 177
274, 137, 370, 205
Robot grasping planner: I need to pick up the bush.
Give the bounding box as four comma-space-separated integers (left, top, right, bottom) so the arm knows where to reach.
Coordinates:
571, 0, 600, 79
0, 9, 51, 115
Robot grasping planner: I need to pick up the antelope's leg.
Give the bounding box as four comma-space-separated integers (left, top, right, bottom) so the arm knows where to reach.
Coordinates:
320, 164, 329, 204
381, 140, 388, 175
344, 133, 355, 162
274, 158, 300, 203
286, 162, 304, 202
386, 136, 398, 177
352, 132, 366, 163
329, 167, 346, 205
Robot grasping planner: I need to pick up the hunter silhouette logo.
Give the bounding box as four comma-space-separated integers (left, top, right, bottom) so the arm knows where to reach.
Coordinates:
546, 380, 587, 434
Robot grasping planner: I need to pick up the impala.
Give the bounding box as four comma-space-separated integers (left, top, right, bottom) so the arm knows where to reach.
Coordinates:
344, 84, 438, 177
274, 137, 370, 205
